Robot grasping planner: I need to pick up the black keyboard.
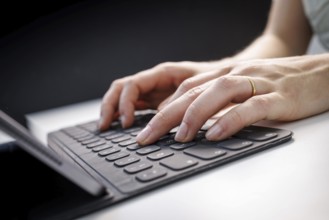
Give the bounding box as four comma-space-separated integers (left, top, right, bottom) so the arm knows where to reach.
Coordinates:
48, 111, 292, 203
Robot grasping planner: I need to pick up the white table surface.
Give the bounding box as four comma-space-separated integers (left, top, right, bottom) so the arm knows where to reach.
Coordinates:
26, 99, 329, 220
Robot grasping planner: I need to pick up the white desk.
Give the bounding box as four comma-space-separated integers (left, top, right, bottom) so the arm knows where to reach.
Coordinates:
27, 100, 329, 220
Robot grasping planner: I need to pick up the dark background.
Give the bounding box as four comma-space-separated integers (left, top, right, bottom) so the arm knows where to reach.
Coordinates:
0, 0, 271, 125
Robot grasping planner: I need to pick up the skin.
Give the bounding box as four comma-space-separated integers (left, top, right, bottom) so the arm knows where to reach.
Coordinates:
99, 0, 329, 145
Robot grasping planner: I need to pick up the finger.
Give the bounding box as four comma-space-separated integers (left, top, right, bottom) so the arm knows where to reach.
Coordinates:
162, 69, 229, 109
118, 79, 140, 128
99, 79, 125, 131
205, 93, 282, 141
136, 82, 209, 145
117, 70, 173, 128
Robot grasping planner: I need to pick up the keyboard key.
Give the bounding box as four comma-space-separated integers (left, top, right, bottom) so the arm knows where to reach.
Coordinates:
127, 143, 142, 151
106, 151, 130, 162
119, 139, 137, 147
76, 134, 96, 142
86, 140, 106, 148
72, 132, 92, 139
160, 154, 198, 171
81, 137, 100, 145
194, 131, 206, 141
136, 168, 167, 182
92, 144, 113, 152
234, 127, 278, 141
156, 136, 176, 146
110, 121, 122, 129
130, 131, 140, 136
136, 145, 161, 155
98, 130, 117, 138
184, 146, 226, 160
105, 133, 124, 140
124, 127, 141, 134
115, 156, 140, 167
124, 162, 153, 174
170, 142, 196, 150
147, 151, 174, 160
111, 135, 131, 143
217, 139, 253, 150
98, 147, 120, 156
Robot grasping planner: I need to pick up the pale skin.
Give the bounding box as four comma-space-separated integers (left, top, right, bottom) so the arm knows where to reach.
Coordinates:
99, 0, 329, 145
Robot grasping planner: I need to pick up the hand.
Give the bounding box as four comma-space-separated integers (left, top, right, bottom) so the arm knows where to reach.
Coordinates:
99, 61, 224, 130
136, 54, 329, 145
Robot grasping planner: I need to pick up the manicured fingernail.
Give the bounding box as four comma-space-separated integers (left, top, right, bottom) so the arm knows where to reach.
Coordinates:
175, 122, 188, 142
206, 124, 222, 140
98, 117, 104, 130
120, 115, 127, 128
137, 125, 151, 144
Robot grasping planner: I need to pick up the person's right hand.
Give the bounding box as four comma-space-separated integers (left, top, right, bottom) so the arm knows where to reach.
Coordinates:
98, 61, 224, 130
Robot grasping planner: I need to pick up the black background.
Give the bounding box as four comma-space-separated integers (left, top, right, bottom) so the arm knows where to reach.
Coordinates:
0, 0, 271, 125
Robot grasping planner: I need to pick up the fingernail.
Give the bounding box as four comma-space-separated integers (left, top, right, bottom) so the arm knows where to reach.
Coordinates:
175, 122, 188, 142
120, 115, 126, 128
206, 124, 222, 140
137, 125, 151, 144
98, 117, 104, 130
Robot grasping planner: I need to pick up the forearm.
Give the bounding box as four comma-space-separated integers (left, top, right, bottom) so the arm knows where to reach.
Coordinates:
206, 33, 299, 69
232, 33, 301, 61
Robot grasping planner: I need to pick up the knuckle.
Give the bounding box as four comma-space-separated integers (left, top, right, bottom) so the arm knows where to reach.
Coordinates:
123, 78, 134, 87
184, 86, 203, 101
155, 62, 176, 72
110, 79, 121, 88
249, 96, 271, 114
178, 61, 193, 66
155, 111, 168, 123
215, 76, 236, 90
249, 96, 272, 119
110, 78, 126, 89
186, 102, 202, 117
230, 63, 257, 76
229, 110, 245, 127
150, 111, 169, 129
179, 78, 195, 93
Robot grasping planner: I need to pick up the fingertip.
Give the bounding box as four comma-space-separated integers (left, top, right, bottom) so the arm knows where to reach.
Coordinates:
120, 114, 132, 129
118, 108, 136, 129
174, 122, 189, 142
136, 125, 152, 145
99, 105, 117, 131
205, 124, 223, 141
97, 117, 108, 131
98, 111, 113, 131
99, 104, 110, 128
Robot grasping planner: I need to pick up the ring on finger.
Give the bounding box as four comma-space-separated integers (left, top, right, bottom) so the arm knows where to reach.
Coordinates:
247, 77, 257, 97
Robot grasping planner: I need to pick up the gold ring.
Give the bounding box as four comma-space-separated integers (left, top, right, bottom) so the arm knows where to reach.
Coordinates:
247, 78, 256, 96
